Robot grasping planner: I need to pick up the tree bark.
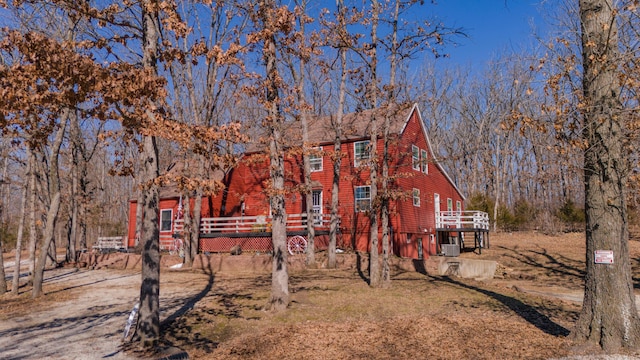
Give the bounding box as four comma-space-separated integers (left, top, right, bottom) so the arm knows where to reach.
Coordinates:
0, 216, 6, 295
27, 145, 37, 284
572, 0, 640, 351
327, 0, 349, 270
380, 0, 401, 288
294, 0, 316, 268
367, 0, 380, 288
191, 188, 202, 261
12, 167, 28, 294
32, 115, 67, 298
133, 0, 162, 346
259, 0, 289, 311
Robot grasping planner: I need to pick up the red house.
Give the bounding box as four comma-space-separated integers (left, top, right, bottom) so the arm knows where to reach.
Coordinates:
127, 103, 489, 259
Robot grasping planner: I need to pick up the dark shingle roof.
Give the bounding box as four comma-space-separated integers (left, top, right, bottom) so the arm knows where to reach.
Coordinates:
244, 103, 415, 152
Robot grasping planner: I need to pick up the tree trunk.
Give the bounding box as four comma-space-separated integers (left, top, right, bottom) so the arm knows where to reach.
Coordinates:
259, 0, 289, 311
368, 0, 380, 288
27, 145, 37, 284
328, 0, 348, 270
571, 0, 640, 351
191, 188, 202, 261
135, 133, 161, 346
33, 116, 67, 298
134, 187, 144, 248
12, 170, 28, 295
0, 218, 6, 295
182, 191, 193, 267
133, 0, 162, 346
295, 1, 316, 268
380, 0, 401, 288
68, 110, 80, 263
0, 153, 6, 294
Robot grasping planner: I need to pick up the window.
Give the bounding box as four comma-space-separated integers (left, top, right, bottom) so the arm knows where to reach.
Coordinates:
160, 209, 172, 232
447, 198, 453, 212
412, 145, 420, 170
421, 149, 428, 173
355, 186, 371, 212
354, 141, 370, 166
413, 188, 420, 207
456, 200, 462, 213
310, 146, 323, 172
312, 190, 323, 225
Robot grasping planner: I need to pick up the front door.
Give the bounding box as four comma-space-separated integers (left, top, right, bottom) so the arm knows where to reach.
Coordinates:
312, 190, 322, 225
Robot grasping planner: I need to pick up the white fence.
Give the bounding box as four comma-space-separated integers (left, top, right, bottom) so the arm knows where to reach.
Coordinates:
436, 211, 489, 230
92, 236, 126, 252
173, 213, 333, 234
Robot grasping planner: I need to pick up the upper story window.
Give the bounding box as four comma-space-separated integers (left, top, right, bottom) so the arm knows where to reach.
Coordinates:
412, 145, 420, 171
354, 141, 370, 167
310, 146, 323, 172
355, 185, 371, 212
413, 188, 420, 207
421, 149, 428, 174
160, 209, 173, 232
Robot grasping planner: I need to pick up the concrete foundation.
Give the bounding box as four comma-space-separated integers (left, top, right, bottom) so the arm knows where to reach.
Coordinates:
435, 257, 496, 280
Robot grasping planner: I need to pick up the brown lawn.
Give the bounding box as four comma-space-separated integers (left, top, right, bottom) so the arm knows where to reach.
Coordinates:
3, 231, 640, 359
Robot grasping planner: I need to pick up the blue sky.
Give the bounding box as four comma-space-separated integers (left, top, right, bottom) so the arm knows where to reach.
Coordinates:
426, 0, 547, 69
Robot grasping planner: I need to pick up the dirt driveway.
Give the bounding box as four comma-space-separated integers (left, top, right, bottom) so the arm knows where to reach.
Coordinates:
0, 267, 211, 359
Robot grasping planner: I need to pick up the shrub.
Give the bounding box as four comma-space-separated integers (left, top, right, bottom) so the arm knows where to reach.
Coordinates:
556, 200, 585, 232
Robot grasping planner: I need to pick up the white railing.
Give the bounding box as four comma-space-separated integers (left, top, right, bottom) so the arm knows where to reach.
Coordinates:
92, 236, 126, 251
436, 211, 490, 230
173, 213, 333, 234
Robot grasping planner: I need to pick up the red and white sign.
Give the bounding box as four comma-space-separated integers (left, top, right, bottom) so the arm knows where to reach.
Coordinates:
594, 250, 614, 264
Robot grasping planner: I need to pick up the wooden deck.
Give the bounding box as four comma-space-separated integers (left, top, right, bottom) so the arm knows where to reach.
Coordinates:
435, 211, 490, 256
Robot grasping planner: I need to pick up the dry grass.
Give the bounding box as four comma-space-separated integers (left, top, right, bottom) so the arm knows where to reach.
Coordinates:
4, 232, 640, 359
158, 231, 640, 360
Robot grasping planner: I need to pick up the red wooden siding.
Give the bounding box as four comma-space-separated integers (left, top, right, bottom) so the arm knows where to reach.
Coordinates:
127, 104, 465, 259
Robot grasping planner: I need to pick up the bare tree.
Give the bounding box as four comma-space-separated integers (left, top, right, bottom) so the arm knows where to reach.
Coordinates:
571, 0, 640, 350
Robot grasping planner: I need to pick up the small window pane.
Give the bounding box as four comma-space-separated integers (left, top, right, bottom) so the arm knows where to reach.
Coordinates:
355, 186, 371, 212
413, 188, 420, 207
355, 141, 370, 166
310, 146, 323, 172
160, 209, 172, 231
421, 149, 428, 173
412, 145, 420, 170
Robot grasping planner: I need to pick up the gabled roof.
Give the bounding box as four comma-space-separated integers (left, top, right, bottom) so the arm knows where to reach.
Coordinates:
306, 103, 414, 144
242, 103, 465, 200
409, 104, 466, 201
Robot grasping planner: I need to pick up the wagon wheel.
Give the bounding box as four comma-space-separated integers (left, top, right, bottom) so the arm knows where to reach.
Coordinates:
287, 235, 307, 255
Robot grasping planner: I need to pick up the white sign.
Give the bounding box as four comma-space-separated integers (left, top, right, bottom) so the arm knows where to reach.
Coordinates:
594, 250, 614, 264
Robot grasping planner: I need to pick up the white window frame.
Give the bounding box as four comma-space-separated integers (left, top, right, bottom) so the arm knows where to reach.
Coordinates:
456, 200, 462, 213
412, 145, 420, 171
421, 149, 428, 174
160, 209, 173, 232
354, 140, 370, 167
312, 189, 323, 225
355, 185, 371, 212
413, 188, 420, 207
310, 146, 323, 172
447, 198, 453, 212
